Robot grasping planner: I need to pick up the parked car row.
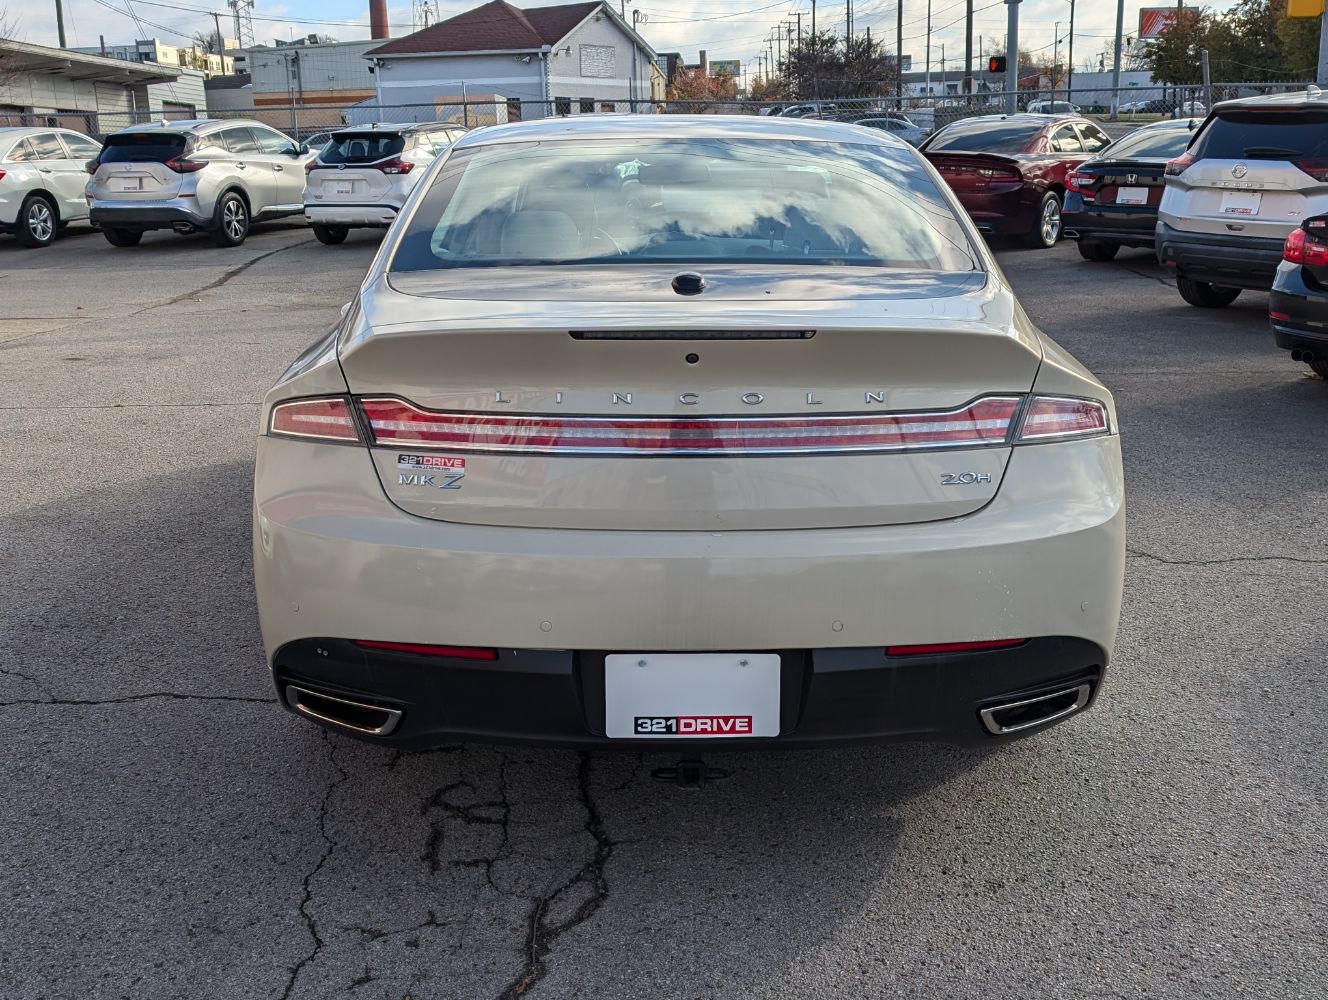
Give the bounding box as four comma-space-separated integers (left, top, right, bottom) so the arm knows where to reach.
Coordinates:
0, 118, 467, 249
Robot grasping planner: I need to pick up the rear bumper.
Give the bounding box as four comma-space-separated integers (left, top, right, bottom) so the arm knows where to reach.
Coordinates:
89, 201, 210, 231
1063, 198, 1157, 247
1155, 221, 1285, 290
952, 186, 1038, 236
1270, 262, 1328, 350
272, 636, 1107, 749
254, 433, 1125, 747
303, 203, 398, 227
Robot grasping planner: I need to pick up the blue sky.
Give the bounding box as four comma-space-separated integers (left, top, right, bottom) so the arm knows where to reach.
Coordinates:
19, 0, 1243, 78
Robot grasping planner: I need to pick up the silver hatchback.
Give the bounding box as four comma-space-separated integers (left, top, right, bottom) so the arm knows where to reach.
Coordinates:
87, 119, 316, 247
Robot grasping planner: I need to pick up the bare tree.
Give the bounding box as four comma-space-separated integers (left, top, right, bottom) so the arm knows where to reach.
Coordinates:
0, 7, 26, 92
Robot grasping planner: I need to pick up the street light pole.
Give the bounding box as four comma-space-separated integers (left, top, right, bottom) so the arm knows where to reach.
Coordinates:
1111, 0, 1124, 119
925, 0, 932, 97
1004, 0, 1020, 113
1066, 0, 1075, 102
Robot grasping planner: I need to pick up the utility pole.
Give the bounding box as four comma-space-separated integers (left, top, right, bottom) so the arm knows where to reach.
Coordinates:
1200, 47, 1211, 110
776, 24, 783, 65
1318, 10, 1328, 85
925, 0, 932, 98
964, 0, 974, 96
1111, 0, 1124, 119
54, 0, 67, 47
1004, 0, 1020, 113
1066, 0, 1075, 102
897, 0, 903, 107
1053, 21, 1060, 93
795, 13, 802, 46
211, 11, 223, 52
846, 0, 852, 45
812, 0, 816, 38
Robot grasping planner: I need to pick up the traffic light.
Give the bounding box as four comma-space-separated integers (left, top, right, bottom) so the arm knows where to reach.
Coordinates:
988, 55, 1007, 73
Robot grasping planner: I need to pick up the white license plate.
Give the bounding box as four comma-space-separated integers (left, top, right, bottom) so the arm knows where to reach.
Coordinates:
1220, 190, 1261, 216
112, 177, 143, 192
332, 182, 353, 195
1115, 186, 1148, 205
604, 653, 780, 738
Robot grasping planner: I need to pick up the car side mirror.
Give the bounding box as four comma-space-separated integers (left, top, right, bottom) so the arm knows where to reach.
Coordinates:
293, 143, 308, 156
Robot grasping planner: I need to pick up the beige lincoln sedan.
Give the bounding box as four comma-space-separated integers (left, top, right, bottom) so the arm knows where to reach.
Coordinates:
253, 115, 1124, 749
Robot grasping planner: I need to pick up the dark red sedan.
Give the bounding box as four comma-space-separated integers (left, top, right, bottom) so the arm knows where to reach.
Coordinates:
920, 114, 1113, 248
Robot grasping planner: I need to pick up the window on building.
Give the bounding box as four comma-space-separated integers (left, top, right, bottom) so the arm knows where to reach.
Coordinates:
555, 96, 571, 117
579, 98, 594, 114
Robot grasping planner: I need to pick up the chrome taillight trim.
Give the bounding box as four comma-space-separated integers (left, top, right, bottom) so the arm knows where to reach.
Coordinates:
357, 395, 1025, 457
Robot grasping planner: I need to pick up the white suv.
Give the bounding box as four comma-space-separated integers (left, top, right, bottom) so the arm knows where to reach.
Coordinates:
0, 127, 102, 247
302, 123, 466, 245
1157, 88, 1328, 307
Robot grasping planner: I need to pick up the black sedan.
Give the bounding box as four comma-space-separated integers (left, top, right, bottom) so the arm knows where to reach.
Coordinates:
1270, 215, 1328, 379
1062, 119, 1199, 261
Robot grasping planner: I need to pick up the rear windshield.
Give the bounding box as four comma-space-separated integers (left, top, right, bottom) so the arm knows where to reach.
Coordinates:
390, 137, 978, 273
1100, 126, 1194, 161
1191, 110, 1328, 160
321, 132, 406, 164
924, 121, 1042, 154
100, 132, 188, 163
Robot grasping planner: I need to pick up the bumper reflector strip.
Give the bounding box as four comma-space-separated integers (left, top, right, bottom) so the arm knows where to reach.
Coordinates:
355, 640, 498, 661
359, 396, 1023, 456
886, 639, 1028, 656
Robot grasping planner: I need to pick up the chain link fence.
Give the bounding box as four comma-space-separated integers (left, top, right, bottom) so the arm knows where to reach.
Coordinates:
2, 80, 1316, 145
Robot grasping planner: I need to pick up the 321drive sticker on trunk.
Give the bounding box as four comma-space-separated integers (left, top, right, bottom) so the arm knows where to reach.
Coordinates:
397, 454, 465, 489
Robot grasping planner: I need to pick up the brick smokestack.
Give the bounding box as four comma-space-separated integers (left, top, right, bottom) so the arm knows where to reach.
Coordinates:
370, 0, 389, 39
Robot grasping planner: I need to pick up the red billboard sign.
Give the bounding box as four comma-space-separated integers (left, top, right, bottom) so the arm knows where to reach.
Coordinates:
1138, 6, 1182, 39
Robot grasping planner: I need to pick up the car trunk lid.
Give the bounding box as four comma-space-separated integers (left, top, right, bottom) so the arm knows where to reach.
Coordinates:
340, 266, 1043, 531
93, 132, 189, 200
923, 152, 1024, 192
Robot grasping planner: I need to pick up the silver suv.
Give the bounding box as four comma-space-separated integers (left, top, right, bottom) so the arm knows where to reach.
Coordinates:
1157, 88, 1328, 307
302, 122, 465, 244
0, 127, 102, 247
87, 119, 316, 247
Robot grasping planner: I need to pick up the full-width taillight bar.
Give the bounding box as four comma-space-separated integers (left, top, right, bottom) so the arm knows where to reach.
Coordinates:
266, 395, 1110, 451
358, 396, 1024, 455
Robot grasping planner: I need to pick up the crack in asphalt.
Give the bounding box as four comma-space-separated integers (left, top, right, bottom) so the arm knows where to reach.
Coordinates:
0, 665, 55, 700
1119, 265, 1175, 287
1128, 546, 1328, 567
420, 755, 514, 890
496, 753, 613, 1000
0, 691, 274, 708
151, 238, 317, 314
280, 730, 349, 1000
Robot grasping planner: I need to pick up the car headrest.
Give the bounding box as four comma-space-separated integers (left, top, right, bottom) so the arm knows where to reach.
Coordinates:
499, 210, 581, 258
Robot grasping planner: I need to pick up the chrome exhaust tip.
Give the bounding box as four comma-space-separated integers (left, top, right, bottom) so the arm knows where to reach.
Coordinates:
284, 684, 403, 736
979, 683, 1093, 736
1063, 228, 1079, 239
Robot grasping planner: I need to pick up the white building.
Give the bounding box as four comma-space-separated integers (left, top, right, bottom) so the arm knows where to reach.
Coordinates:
364, 0, 658, 123
0, 38, 181, 135
71, 38, 237, 78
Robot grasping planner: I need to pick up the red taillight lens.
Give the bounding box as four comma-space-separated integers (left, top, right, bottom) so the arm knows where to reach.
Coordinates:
377, 158, 414, 175
1283, 227, 1328, 266
354, 640, 498, 660
1065, 170, 1091, 193
886, 639, 1027, 656
976, 166, 1021, 182
1294, 158, 1328, 182
85, 160, 99, 175
1164, 152, 1195, 177
359, 396, 1023, 456
1018, 396, 1110, 441
305, 159, 321, 173
269, 397, 360, 442
165, 156, 205, 174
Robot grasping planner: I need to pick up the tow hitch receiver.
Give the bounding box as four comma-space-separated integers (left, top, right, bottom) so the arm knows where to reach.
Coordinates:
652, 758, 729, 789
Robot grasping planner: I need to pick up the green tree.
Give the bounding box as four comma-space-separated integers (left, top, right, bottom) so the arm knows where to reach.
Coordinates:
1143, 9, 1213, 85
781, 30, 899, 100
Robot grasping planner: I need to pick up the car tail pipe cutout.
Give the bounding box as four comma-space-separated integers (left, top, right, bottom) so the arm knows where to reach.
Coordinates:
283, 684, 403, 737
978, 682, 1094, 736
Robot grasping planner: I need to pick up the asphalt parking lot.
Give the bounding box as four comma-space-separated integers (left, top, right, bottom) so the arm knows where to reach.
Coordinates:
2, 221, 1325, 1000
